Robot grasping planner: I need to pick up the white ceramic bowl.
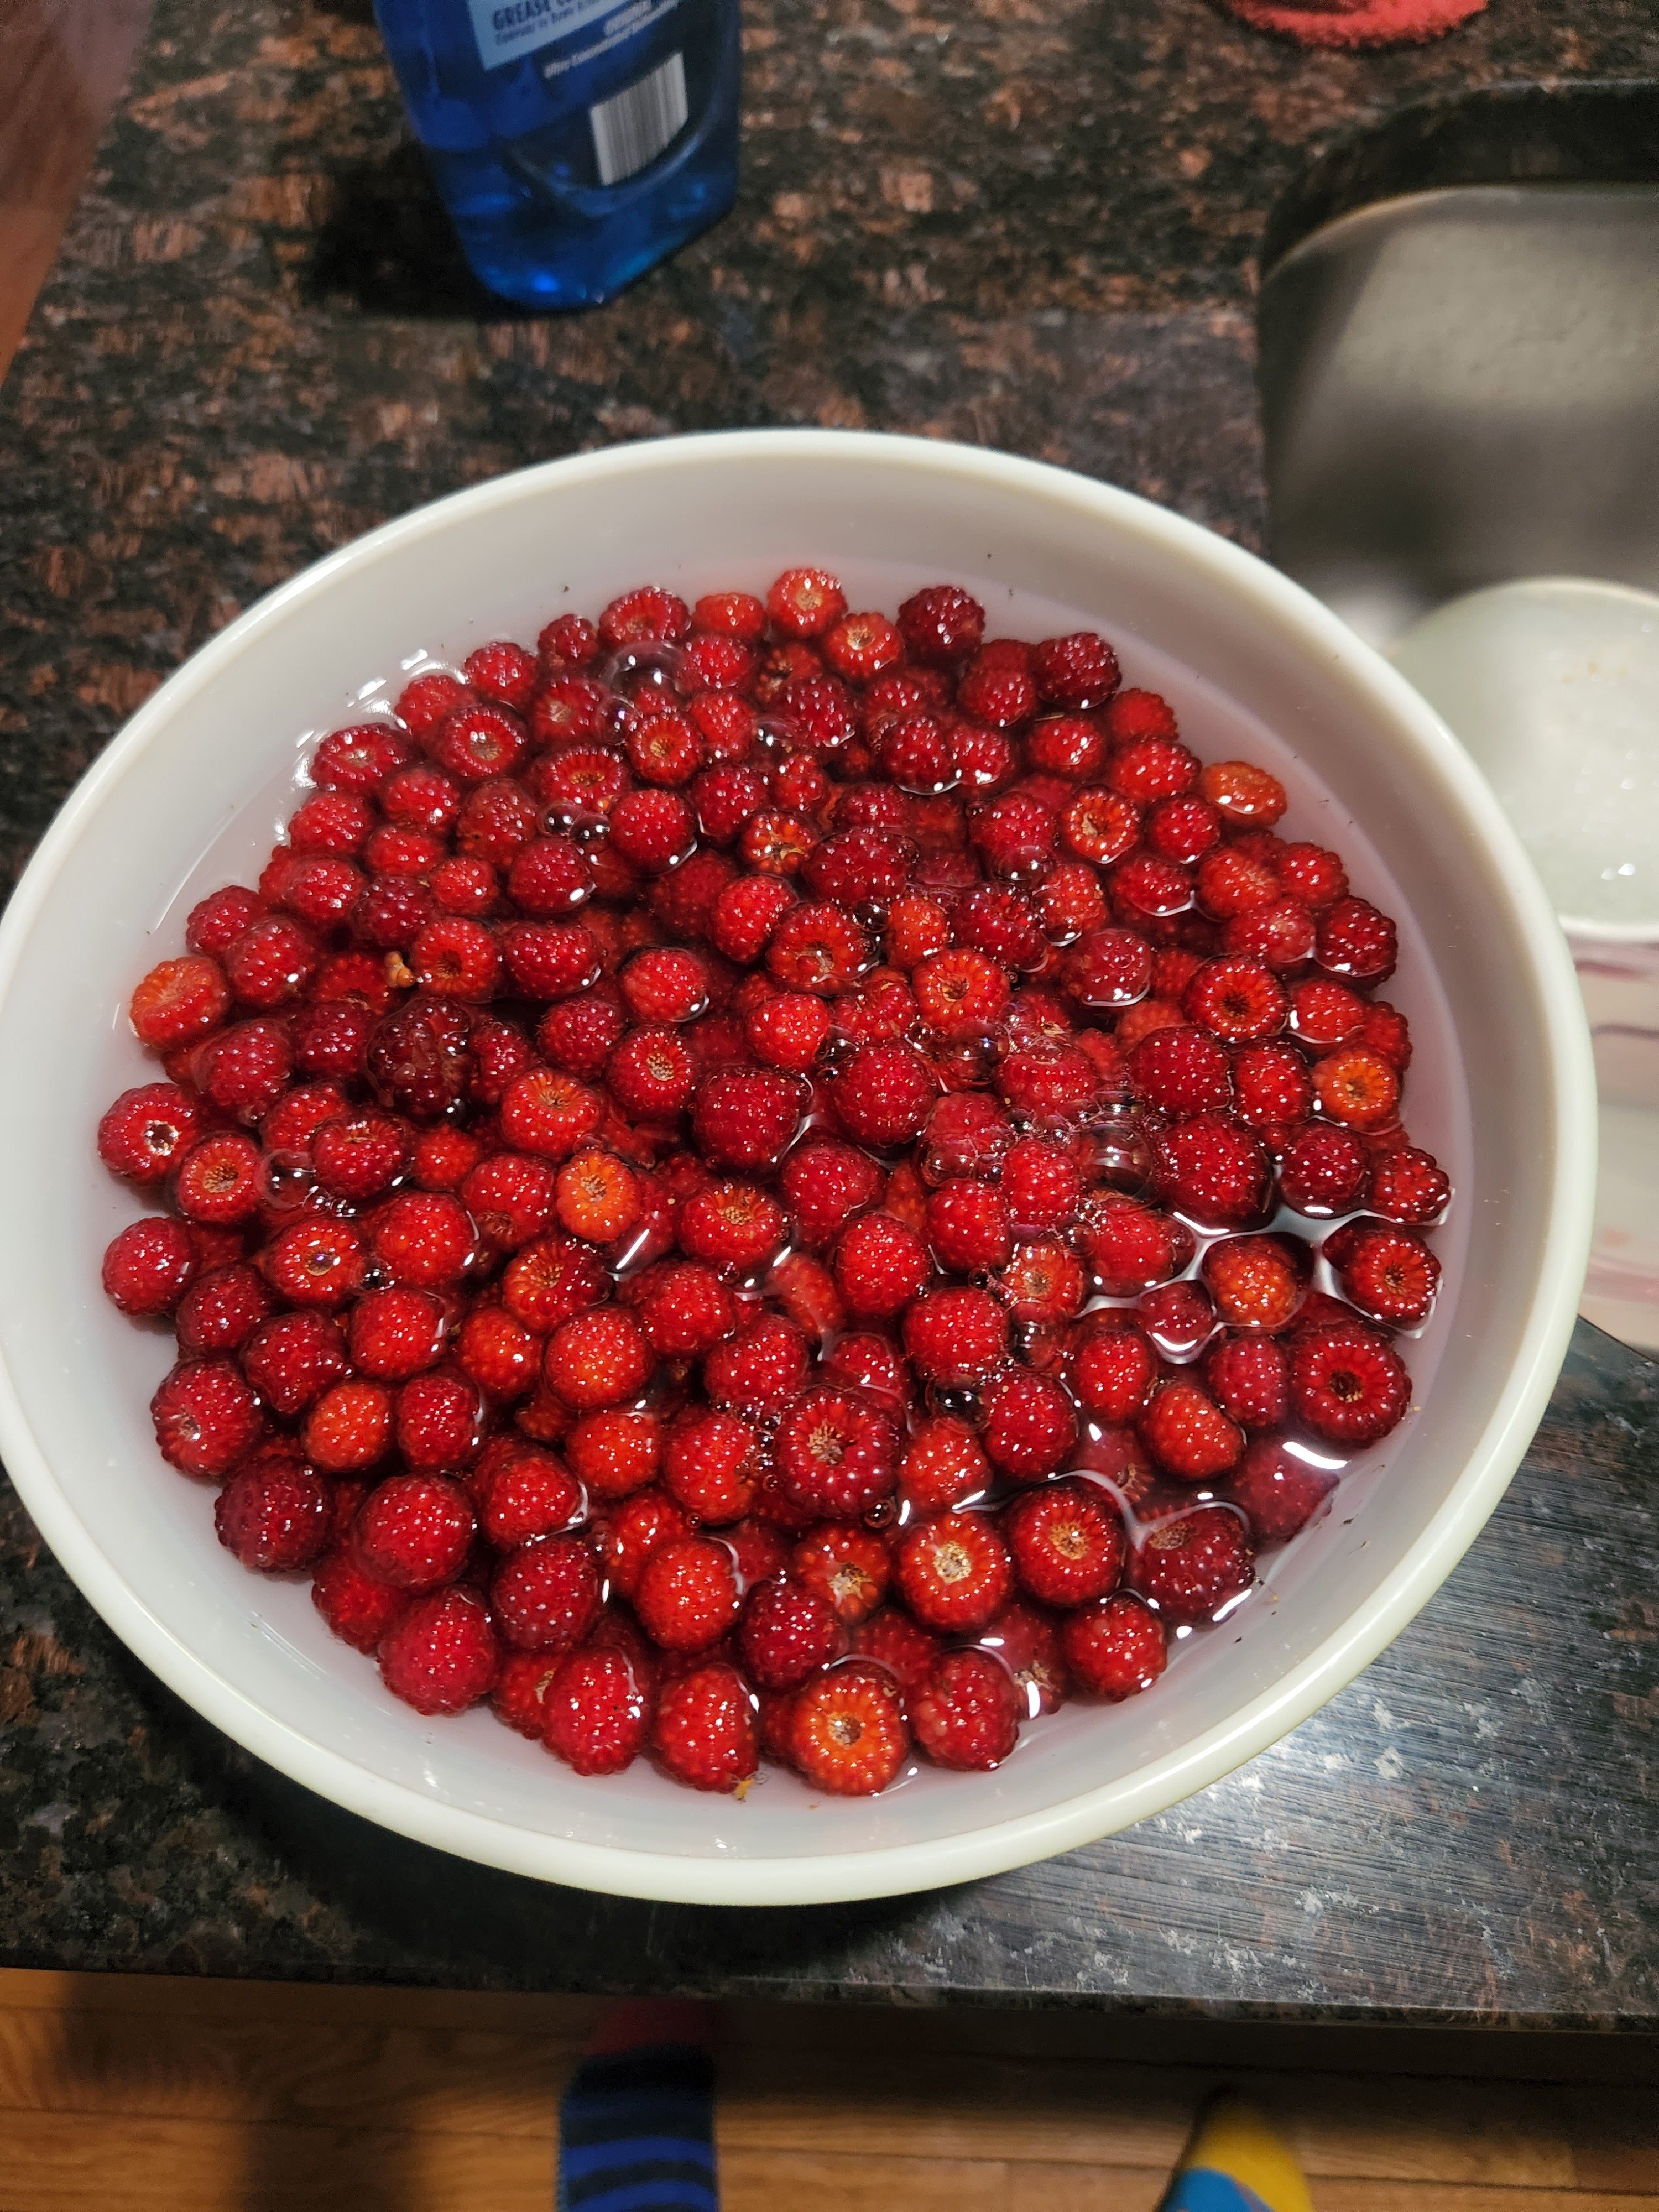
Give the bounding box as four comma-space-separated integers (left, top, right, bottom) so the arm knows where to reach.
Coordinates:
0, 432, 1596, 1905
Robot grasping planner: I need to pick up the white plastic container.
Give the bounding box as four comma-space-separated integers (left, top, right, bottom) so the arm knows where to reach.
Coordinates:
0, 433, 1597, 1904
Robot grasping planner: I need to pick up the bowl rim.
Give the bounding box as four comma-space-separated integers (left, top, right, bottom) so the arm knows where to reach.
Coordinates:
0, 429, 1598, 1905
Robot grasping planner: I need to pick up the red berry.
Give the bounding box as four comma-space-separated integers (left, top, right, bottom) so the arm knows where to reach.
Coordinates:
492, 1533, 603, 1653
1311, 1045, 1401, 1132
739, 1574, 843, 1689
911, 1647, 1020, 1769
312, 1548, 409, 1653
175, 1261, 273, 1354
543, 1303, 652, 1410
1368, 1146, 1451, 1226
1071, 1319, 1159, 1423
897, 1512, 1013, 1634
102, 1217, 198, 1316
690, 1066, 804, 1172
239, 1311, 348, 1416
543, 1644, 653, 1775
379, 1587, 501, 1715
1062, 1593, 1167, 1699
833, 1211, 930, 1319
775, 1389, 900, 1519
651, 1661, 758, 1792
1316, 896, 1397, 984
1004, 1480, 1125, 1606
303, 1379, 393, 1474
898, 584, 984, 665
1152, 1113, 1271, 1228
355, 1473, 474, 1593
215, 1452, 330, 1572
1204, 1332, 1292, 1431
1131, 1505, 1253, 1624
1291, 1321, 1411, 1443
1330, 1222, 1441, 1327
151, 1358, 264, 1479
980, 1365, 1078, 1481
1140, 1376, 1245, 1481
1128, 1025, 1233, 1117
98, 1083, 204, 1182
1202, 1233, 1306, 1332
902, 1285, 1010, 1385
790, 1663, 910, 1794
1226, 1436, 1337, 1542
1278, 1120, 1370, 1217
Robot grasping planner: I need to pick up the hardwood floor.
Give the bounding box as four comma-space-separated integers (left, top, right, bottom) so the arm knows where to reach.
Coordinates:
0, 0, 150, 380
0, 1969, 1653, 2210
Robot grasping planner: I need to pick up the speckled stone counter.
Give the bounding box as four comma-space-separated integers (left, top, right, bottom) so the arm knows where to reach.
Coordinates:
1, 0, 1656, 2024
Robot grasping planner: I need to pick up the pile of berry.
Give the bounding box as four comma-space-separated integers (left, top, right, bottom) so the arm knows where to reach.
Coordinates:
97, 571, 1449, 1798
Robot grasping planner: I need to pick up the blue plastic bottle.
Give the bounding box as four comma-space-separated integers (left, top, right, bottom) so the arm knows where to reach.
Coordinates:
374, 0, 740, 310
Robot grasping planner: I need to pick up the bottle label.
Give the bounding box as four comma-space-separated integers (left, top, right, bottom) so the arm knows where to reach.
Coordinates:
467, 0, 617, 69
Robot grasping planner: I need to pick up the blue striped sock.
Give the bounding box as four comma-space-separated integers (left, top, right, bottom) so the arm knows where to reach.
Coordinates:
558, 2043, 718, 2212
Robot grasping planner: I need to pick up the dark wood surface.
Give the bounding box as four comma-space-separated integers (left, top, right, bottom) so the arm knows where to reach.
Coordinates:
0, 0, 1656, 2023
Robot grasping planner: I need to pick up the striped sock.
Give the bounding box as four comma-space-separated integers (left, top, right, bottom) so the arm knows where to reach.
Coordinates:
558, 2042, 719, 2212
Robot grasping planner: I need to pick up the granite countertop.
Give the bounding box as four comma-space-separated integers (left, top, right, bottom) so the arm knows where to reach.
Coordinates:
2, 0, 1657, 2023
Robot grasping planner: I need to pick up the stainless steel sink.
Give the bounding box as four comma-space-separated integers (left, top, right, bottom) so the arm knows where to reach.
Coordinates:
1258, 83, 1659, 650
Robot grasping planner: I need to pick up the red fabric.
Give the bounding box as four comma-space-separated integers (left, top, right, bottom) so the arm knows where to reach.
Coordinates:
1217, 0, 1485, 46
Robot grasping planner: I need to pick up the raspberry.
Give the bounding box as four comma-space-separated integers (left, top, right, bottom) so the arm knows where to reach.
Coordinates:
367, 996, 474, 1121
494, 1237, 602, 1338
1140, 1376, 1245, 1480
260, 1082, 350, 1162
1311, 1045, 1401, 1132
767, 567, 846, 638
239, 1311, 347, 1416
215, 1453, 330, 1572
894, 1417, 985, 1515
1368, 1145, 1451, 1225
600, 585, 691, 647
775, 1389, 900, 1519
1071, 1319, 1157, 1423
790, 1663, 910, 1794
151, 1357, 264, 1479
735, 1573, 840, 1690
1061, 1593, 1167, 1699
651, 1662, 758, 1792
788, 1524, 890, 1627
224, 915, 318, 1009
802, 827, 912, 910
542, 1645, 653, 1775
1331, 1222, 1441, 1327
312, 1548, 409, 1653
356, 1473, 474, 1592
497, 1067, 603, 1161
745, 990, 832, 1072
1232, 1041, 1313, 1131
477, 1447, 583, 1546
1128, 1026, 1232, 1117
130, 954, 230, 1048
880, 712, 956, 793
1136, 1276, 1216, 1358
1203, 1332, 1291, 1430
1316, 896, 1397, 983
186, 884, 267, 956
491, 1534, 603, 1653
553, 1149, 640, 1245
980, 1364, 1078, 1479
691, 762, 767, 847
1082, 1194, 1192, 1296
301, 1380, 390, 1479
366, 1191, 473, 1291
1277, 841, 1348, 907
1183, 954, 1289, 1044
682, 633, 757, 692
911, 1647, 1020, 1768
98, 1083, 204, 1183
175, 1262, 273, 1354
1132, 1505, 1254, 1624
492, 1650, 560, 1739
626, 708, 705, 786
1291, 1321, 1411, 1443
291, 1000, 374, 1081
539, 994, 628, 1082
832, 1211, 930, 1319
1114, 998, 1185, 1052
1152, 1113, 1271, 1227
682, 1066, 800, 1173
1004, 1481, 1125, 1606
1227, 1436, 1337, 1542
538, 611, 602, 669
972, 792, 1057, 880
497, 920, 599, 1003
257, 1216, 366, 1309
897, 1513, 1013, 1634
606, 1026, 696, 1121
924, 1178, 1012, 1273
102, 1217, 198, 1316
897, 584, 984, 665
591, 1486, 692, 1598
764, 902, 869, 995
395, 1366, 484, 1469
653, 1406, 753, 1522
1357, 999, 1411, 1068
314, 720, 413, 793
703, 1312, 809, 1412
307, 1111, 406, 1205
1277, 1120, 1369, 1217
958, 654, 1037, 728
902, 1285, 1010, 1385
630, 1260, 735, 1359
603, 787, 690, 874
1059, 926, 1153, 1010
543, 1304, 651, 1410
1202, 1233, 1306, 1332
1195, 758, 1285, 826
379, 1587, 501, 1715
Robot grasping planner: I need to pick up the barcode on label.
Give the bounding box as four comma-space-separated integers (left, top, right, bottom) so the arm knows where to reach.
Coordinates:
589, 51, 688, 186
